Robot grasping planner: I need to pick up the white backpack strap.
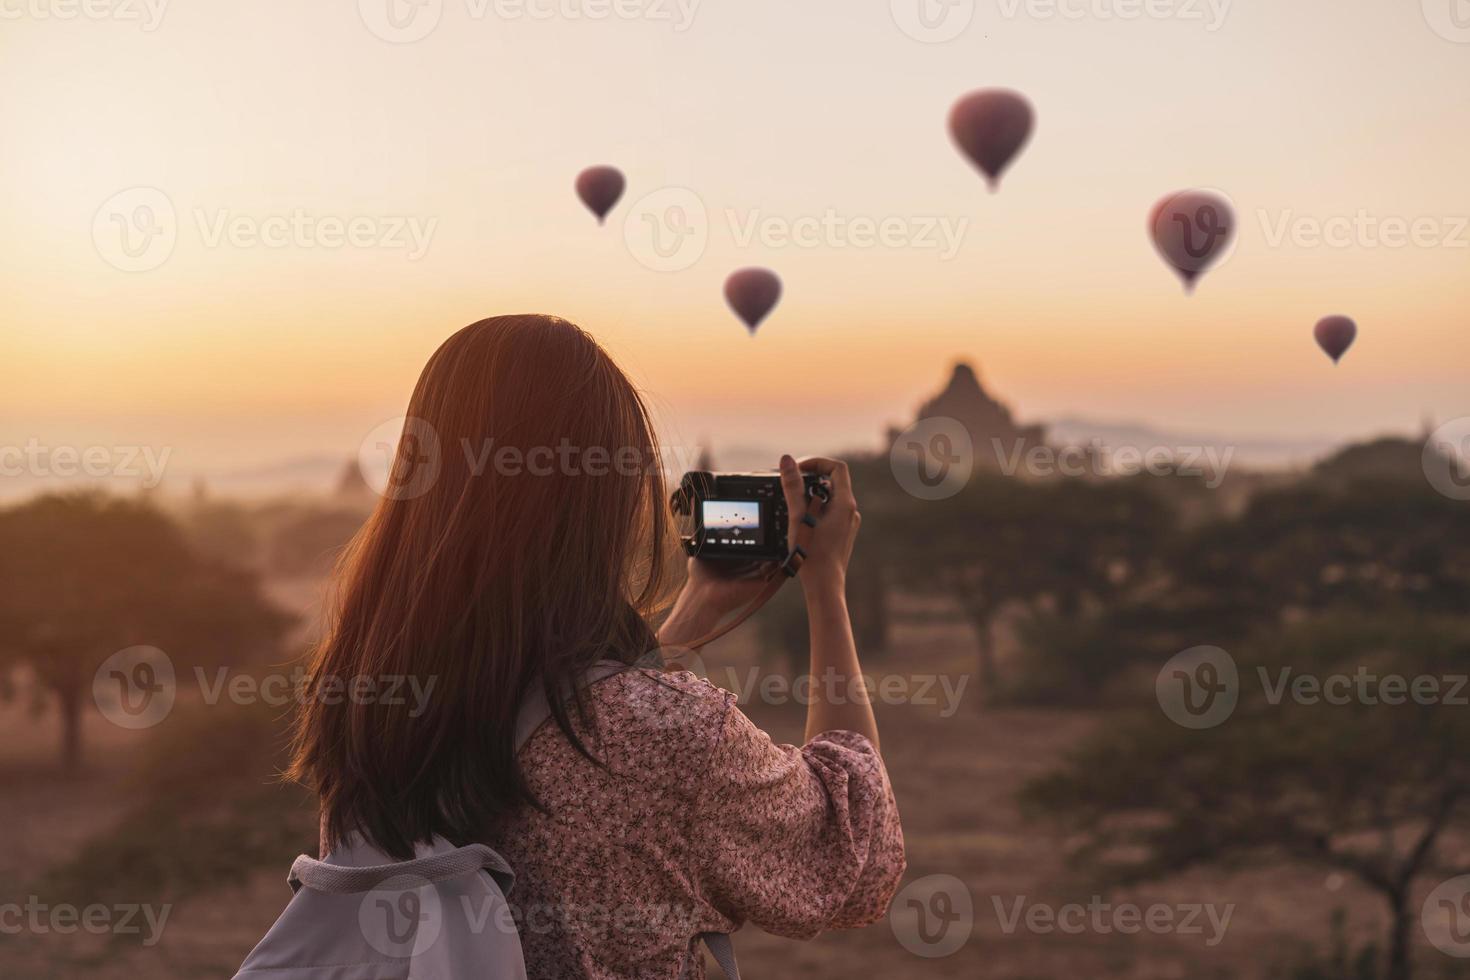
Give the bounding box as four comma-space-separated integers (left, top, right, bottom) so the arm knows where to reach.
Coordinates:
513, 659, 627, 752
289, 843, 513, 895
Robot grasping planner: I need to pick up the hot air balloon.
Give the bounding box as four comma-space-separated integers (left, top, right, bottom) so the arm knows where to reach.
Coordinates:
575, 166, 625, 224
1149, 189, 1236, 293
948, 89, 1034, 192
724, 268, 782, 334
1314, 315, 1357, 364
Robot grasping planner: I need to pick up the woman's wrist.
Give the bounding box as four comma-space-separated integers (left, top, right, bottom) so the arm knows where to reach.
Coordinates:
799, 562, 847, 598
657, 582, 723, 648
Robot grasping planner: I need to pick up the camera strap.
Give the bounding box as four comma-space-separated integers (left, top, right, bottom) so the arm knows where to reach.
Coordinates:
679, 497, 822, 651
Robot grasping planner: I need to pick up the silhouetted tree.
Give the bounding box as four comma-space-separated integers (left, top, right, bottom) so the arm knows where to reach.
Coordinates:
183, 497, 263, 569
0, 492, 292, 770
1311, 436, 1436, 487
264, 505, 367, 576
1024, 615, 1470, 980
865, 469, 1174, 700
1142, 475, 1470, 656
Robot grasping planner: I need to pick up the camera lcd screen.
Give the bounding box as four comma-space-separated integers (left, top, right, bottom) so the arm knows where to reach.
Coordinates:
701, 500, 762, 548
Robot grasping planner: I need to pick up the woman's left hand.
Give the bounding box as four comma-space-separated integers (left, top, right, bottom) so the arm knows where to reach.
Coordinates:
656, 557, 769, 651
687, 555, 771, 613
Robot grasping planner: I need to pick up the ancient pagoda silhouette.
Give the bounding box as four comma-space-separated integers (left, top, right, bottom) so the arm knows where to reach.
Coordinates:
890, 361, 1047, 469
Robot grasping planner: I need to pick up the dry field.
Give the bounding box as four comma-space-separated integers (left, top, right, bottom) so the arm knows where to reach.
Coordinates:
0, 598, 1412, 979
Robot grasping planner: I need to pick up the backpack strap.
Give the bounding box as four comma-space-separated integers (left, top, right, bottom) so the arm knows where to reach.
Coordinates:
700, 932, 741, 980
513, 659, 627, 753
514, 662, 742, 980
288, 843, 514, 896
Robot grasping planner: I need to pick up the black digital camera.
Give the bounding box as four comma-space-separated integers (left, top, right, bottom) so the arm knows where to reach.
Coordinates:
672, 470, 830, 561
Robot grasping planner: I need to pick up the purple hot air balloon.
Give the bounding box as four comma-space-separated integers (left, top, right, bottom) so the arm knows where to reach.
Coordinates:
575, 166, 625, 224
948, 89, 1034, 192
724, 268, 782, 334
1149, 189, 1236, 293
1313, 315, 1357, 364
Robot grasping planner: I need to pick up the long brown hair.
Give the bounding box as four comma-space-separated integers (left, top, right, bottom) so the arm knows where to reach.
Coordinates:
289, 315, 674, 859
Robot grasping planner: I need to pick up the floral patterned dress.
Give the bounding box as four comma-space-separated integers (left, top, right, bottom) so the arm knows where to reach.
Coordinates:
488, 667, 907, 979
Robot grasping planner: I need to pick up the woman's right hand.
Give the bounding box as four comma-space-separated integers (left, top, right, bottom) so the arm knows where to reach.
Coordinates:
778, 454, 878, 748
778, 454, 861, 589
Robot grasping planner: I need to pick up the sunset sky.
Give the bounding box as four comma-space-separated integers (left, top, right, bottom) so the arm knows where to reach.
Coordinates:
3, 0, 1468, 487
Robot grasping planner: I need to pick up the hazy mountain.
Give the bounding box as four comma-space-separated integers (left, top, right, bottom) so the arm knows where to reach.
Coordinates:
1046, 416, 1337, 469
